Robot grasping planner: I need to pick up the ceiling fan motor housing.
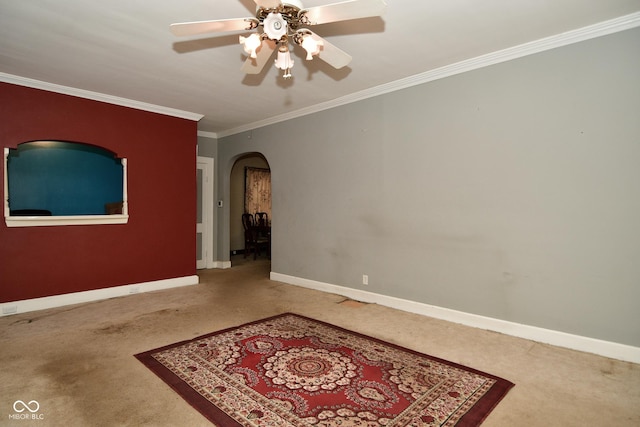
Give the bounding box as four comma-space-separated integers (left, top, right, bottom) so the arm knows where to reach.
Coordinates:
255, 0, 304, 11
282, 0, 304, 9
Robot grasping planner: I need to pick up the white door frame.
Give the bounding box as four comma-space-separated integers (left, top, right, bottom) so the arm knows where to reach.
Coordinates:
196, 157, 214, 269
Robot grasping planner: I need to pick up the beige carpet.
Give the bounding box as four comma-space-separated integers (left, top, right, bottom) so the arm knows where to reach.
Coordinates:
1, 256, 639, 426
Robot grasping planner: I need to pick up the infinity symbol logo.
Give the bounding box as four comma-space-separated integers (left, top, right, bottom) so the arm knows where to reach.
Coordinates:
13, 400, 40, 413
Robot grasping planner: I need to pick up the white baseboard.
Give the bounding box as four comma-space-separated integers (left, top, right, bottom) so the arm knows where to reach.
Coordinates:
198, 261, 231, 270
0, 275, 199, 316
215, 261, 232, 269
270, 272, 640, 364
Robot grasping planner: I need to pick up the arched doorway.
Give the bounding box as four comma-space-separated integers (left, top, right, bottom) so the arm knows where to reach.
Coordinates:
229, 153, 271, 265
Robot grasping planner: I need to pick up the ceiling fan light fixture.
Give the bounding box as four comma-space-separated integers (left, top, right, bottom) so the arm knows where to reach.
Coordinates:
300, 33, 323, 60
275, 44, 294, 78
239, 33, 263, 58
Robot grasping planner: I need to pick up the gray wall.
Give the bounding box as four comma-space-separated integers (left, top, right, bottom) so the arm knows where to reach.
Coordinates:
217, 28, 640, 347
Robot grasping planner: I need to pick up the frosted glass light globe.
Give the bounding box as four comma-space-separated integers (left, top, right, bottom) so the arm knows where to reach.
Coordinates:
239, 33, 262, 58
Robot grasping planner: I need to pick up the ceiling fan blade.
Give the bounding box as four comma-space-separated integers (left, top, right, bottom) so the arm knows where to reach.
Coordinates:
305, 31, 352, 69
254, 0, 282, 8
303, 0, 387, 25
241, 40, 277, 74
170, 18, 256, 37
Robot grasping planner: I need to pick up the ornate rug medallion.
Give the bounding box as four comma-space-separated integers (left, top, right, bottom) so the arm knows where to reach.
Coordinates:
136, 313, 514, 426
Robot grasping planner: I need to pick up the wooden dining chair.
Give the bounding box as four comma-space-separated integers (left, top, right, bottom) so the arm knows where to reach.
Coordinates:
254, 212, 271, 258
255, 212, 268, 227
242, 213, 269, 259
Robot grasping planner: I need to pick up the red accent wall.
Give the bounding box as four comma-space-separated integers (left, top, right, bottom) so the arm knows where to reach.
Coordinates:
0, 83, 197, 302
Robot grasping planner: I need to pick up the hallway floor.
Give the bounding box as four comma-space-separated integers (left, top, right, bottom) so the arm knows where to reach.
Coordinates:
1, 257, 639, 426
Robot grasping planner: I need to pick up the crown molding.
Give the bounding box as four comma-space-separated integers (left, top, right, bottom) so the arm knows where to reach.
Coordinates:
197, 131, 219, 139
0, 72, 204, 122
216, 11, 640, 138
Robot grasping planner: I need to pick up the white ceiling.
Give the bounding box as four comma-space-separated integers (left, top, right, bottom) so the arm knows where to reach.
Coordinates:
1, 0, 639, 137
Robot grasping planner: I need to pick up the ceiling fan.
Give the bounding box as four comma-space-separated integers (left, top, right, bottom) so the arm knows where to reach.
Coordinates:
170, 0, 387, 79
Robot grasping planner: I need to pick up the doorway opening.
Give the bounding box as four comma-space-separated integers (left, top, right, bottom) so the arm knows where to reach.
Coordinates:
230, 153, 271, 266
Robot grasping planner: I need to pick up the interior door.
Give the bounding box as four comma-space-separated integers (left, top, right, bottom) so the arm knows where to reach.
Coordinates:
196, 157, 214, 269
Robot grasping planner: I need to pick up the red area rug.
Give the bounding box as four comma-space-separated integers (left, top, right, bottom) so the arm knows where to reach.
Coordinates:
135, 313, 513, 426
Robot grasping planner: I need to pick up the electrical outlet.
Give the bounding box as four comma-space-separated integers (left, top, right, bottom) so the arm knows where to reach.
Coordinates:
362, 275, 368, 285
